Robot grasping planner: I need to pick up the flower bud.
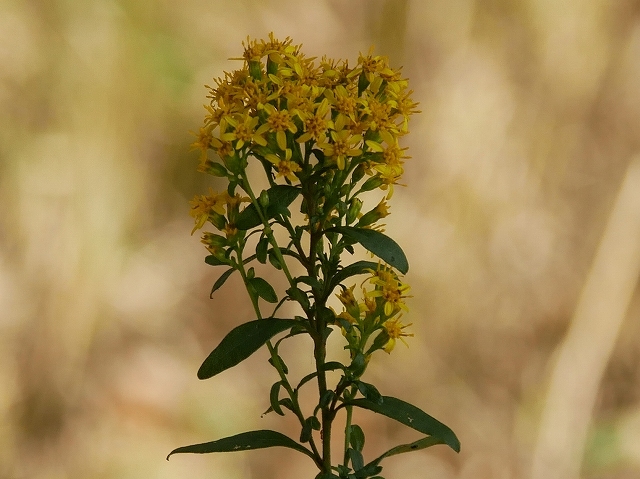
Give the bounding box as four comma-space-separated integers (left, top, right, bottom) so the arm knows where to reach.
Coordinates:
357, 199, 389, 227
351, 164, 366, 183
248, 60, 262, 80
223, 152, 246, 174
201, 161, 228, 177
259, 190, 270, 209
360, 175, 384, 192
209, 211, 227, 230
346, 198, 363, 224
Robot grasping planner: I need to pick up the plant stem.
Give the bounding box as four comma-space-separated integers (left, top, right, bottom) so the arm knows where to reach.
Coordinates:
314, 333, 332, 472
342, 386, 357, 465
239, 175, 297, 288
235, 246, 322, 466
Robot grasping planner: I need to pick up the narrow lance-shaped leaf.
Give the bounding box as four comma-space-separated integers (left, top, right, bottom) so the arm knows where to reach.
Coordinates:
296, 361, 345, 390
270, 382, 285, 416
330, 226, 409, 274
348, 424, 365, 452
198, 319, 298, 379
166, 429, 316, 462
236, 185, 300, 230
346, 396, 460, 453
328, 260, 379, 293
205, 254, 228, 266
366, 435, 446, 468
210, 268, 235, 298
248, 277, 278, 303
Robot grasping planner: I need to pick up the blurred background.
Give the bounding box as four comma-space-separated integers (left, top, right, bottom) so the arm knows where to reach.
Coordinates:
1, 0, 640, 478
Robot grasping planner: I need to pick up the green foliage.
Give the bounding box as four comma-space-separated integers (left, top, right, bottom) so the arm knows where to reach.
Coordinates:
209, 268, 235, 297
248, 277, 278, 303
175, 35, 459, 479
197, 319, 298, 379
346, 396, 460, 453
167, 430, 315, 461
330, 227, 409, 275
236, 185, 300, 230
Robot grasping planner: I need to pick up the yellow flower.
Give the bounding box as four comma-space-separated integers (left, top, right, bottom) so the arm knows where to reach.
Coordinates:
263, 103, 298, 151
190, 126, 214, 166
265, 148, 301, 183
189, 189, 229, 234
317, 130, 362, 170
359, 51, 395, 82
365, 264, 411, 316
240, 33, 296, 62
336, 284, 362, 321
220, 114, 269, 150
325, 85, 359, 125
364, 97, 395, 133
382, 316, 413, 353
210, 137, 235, 163
296, 98, 330, 143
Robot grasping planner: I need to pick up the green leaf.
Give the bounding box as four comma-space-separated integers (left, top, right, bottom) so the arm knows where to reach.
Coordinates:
349, 424, 365, 452
348, 352, 367, 378
167, 430, 315, 461
268, 353, 289, 374
270, 382, 284, 416
268, 249, 283, 270
318, 390, 335, 409
331, 227, 408, 274
236, 185, 300, 230
296, 275, 323, 291
210, 268, 235, 298
236, 204, 262, 230
206, 162, 228, 177
197, 319, 298, 379
355, 464, 383, 479
356, 381, 382, 404
296, 362, 345, 390
205, 254, 228, 266
330, 260, 379, 292
249, 277, 278, 303
286, 286, 310, 310
315, 472, 341, 479
348, 448, 364, 471
268, 184, 300, 209
357, 71, 370, 96
346, 396, 460, 453
300, 419, 313, 443
256, 236, 269, 263
368, 436, 446, 467
308, 416, 321, 430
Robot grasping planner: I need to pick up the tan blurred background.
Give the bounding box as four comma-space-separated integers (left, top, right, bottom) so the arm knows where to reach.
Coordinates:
1, 1, 640, 478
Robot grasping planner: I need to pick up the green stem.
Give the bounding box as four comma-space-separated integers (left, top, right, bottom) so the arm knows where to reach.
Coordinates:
314, 334, 332, 472
239, 175, 297, 288
235, 246, 322, 465
342, 386, 357, 465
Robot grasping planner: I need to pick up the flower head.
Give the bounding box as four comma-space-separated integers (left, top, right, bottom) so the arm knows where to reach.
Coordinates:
194, 34, 416, 195
365, 264, 411, 317
382, 316, 413, 353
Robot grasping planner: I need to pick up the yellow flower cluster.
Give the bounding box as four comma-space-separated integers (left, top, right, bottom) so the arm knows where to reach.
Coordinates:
192, 33, 418, 194
189, 188, 248, 243
336, 264, 413, 354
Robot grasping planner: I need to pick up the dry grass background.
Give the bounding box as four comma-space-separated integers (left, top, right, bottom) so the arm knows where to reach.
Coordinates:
1, 1, 640, 478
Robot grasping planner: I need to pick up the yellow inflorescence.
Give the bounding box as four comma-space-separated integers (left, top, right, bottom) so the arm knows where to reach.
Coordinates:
190, 36, 417, 352
192, 33, 418, 189
335, 263, 413, 354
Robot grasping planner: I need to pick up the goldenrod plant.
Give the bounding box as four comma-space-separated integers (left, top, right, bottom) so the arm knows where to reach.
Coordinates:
168, 34, 460, 479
